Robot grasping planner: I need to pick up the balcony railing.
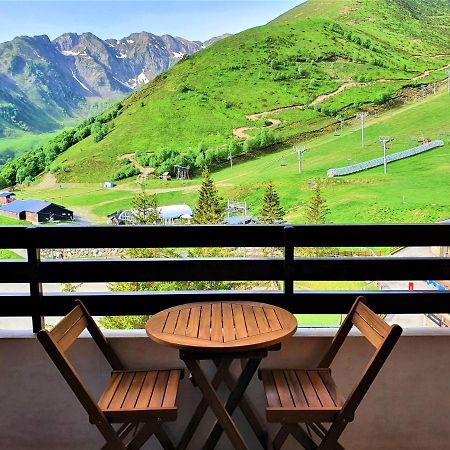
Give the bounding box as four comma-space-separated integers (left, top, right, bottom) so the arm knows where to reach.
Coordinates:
0, 224, 449, 332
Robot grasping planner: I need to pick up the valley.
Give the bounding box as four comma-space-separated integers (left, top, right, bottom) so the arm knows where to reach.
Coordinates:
1, 0, 449, 226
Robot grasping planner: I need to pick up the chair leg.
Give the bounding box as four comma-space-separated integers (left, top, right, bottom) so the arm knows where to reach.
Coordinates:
126, 422, 156, 450
273, 425, 290, 450
285, 424, 317, 450
317, 419, 347, 450
154, 425, 175, 450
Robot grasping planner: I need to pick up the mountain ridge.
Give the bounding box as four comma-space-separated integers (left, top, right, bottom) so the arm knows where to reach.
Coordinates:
0, 30, 230, 136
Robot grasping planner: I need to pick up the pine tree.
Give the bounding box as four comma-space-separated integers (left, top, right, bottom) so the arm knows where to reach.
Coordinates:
260, 183, 285, 224
304, 182, 330, 224
193, 168, 223, 224
130, 188, 160, 224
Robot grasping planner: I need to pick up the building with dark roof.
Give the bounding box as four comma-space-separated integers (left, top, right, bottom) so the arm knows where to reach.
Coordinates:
0, 192, 16, 204
0, 199, 73, 224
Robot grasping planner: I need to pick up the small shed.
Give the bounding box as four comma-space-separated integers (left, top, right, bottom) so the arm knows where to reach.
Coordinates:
0, 199, 73, 224
160, 172, 172, 181
0, 192, 16, 204
103, 182, 116, 189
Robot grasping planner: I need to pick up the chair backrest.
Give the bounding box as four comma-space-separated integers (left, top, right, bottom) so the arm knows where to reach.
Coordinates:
37, 301, 124, 429
318, 296, 402, 420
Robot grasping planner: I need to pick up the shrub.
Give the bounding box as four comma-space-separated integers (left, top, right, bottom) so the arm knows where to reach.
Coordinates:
112, 164, 140, 181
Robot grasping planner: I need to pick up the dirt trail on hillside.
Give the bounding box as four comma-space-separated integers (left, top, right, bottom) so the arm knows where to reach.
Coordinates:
233, 118, 281, 139
118, 153, 155, 177
232, 63, 450, 140
413, 63, 450, 81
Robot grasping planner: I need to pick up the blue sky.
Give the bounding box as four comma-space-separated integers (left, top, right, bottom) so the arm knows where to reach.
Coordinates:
0, 1, 302, 43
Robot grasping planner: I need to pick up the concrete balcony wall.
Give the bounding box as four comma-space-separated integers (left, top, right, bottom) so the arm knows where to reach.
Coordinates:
1, 329, 450, 450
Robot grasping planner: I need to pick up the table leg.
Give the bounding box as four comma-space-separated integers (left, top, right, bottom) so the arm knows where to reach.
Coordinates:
203, 357, 262, 450
177, 358, 232, 450
213, 359, 267, 448
182, 357, 248, 450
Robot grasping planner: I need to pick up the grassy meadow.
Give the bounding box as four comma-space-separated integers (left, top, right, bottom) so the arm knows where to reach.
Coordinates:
16, 86, 450, 226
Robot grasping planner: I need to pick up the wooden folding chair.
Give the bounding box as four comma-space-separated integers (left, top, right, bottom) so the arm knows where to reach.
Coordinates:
259, 296, 402, 450
37, 300, 183, 450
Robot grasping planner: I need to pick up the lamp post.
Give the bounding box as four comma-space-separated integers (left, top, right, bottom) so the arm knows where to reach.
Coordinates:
379, 136, 392, 175
356, 112, 369, 147
293, 145, 307, 174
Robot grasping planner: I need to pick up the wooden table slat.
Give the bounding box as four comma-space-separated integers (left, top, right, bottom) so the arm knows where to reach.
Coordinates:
174, 308, 191, 336
186, 306, 201, 338
163, 310, 180, 335
242, 305, 259, 337
222, 303, 235, 342
211, 302, 224, 342
264, 307, 282, 332
232, 303, 248, 339
198, 304, 212, 341
253, 307, 271, 334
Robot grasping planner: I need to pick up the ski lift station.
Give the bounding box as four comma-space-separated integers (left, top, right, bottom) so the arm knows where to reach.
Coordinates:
108, 204, 193, 225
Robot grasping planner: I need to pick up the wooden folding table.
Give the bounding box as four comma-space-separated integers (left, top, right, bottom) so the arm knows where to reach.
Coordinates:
146, 301, 297, 450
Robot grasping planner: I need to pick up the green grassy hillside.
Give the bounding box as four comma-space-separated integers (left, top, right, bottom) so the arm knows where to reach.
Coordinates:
19, 86, 450, 225
3, 0, 448, 185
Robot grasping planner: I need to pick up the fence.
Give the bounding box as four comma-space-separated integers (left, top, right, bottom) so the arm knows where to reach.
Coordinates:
0, 224, 449, 332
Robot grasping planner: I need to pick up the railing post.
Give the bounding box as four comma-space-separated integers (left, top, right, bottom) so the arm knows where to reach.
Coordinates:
284, 225, 294, 299
27, 227, 44, 333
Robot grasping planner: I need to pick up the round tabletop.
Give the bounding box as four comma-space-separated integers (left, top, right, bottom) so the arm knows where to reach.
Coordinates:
146, 301, 297, 352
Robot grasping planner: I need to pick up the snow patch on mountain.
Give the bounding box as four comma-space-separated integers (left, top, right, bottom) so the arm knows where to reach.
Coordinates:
70, 70, 92, 93
61, 50, 81, 56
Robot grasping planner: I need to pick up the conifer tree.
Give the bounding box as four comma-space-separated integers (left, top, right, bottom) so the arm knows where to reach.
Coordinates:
193, 168, 223, 224
260, 182, 285, 224
130, 188, 160, 224
304, 182, 330, 224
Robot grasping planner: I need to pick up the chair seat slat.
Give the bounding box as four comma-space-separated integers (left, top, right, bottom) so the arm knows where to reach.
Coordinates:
149, 371, 170, 407
260, 370, 281, 407
122, 371, 147, 409
273, 370, 295, 407
285, 370, 308, 408
307, 370, 336, 408
135, 371, 158, 409
297, 371, 322, 408
162, 370, 182, 408
109, 372, 135, 410
98, 372, 123, 409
